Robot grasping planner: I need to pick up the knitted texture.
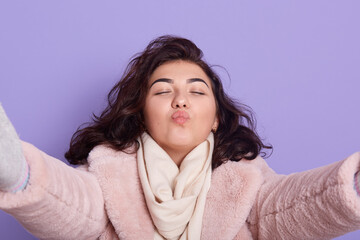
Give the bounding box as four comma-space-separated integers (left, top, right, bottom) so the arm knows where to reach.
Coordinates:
354, 171, 360, 195
0, 104, 29, 192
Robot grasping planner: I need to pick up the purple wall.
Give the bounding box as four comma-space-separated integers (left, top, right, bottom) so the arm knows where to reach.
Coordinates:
1, 1, 359, 239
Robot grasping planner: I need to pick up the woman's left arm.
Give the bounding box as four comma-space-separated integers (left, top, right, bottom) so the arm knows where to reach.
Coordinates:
248, 152, 360, 240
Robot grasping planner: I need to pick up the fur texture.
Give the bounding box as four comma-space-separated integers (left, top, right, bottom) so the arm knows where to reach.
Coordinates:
1, 142, 360, 239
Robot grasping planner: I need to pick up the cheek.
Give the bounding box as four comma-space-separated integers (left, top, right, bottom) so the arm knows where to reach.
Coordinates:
197, 99, 217, 122
143, 100, 167, 130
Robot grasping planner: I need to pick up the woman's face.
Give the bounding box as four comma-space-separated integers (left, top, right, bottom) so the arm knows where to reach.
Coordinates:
143, 60, 218, 155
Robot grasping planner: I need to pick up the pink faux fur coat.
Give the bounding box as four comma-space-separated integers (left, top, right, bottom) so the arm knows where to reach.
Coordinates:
1, 141, 360, 239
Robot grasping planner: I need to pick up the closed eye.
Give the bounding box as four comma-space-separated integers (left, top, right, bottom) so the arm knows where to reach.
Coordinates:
190, 91, 205, 95
154, 91, 171, 95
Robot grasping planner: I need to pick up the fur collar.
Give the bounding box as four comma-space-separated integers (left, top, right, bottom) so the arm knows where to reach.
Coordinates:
87, 145, 263, 239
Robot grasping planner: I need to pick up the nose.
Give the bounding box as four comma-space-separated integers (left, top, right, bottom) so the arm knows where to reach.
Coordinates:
171, 92, 189, 109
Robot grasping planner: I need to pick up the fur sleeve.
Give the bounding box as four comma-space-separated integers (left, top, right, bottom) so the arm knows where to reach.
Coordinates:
247, 152, 360, 240
0, 141, 108, 240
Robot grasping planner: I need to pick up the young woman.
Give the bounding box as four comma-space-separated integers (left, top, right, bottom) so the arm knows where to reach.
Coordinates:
1, 35, 360, 239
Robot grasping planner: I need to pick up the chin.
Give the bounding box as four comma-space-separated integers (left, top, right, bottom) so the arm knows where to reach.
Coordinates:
169, 130, 192, 141
165, 135, 193, 147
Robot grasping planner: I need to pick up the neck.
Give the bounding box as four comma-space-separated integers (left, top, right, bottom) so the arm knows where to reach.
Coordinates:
163, 147, 192, 167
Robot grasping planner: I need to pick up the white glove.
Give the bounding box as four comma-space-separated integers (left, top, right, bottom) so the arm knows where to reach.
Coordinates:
0, 104, 29, 192
354, 171, 360, 196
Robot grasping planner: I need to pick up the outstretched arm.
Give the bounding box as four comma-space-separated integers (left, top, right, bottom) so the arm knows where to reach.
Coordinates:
0, 105, 108, 239
0, 104, 29, 192
248, 153, 360, 239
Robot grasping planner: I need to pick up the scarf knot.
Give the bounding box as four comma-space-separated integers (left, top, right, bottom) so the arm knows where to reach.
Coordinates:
137, 132, 214, 240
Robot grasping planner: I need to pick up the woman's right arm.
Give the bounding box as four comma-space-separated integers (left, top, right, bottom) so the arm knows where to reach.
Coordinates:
0, 105, 108, 240
0, 104, 29, 192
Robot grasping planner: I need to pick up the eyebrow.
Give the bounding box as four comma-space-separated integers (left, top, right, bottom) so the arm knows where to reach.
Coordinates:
150, 78, 209, 88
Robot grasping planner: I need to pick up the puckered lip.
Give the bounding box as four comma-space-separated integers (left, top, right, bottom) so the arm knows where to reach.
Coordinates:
171, 110, 190, 120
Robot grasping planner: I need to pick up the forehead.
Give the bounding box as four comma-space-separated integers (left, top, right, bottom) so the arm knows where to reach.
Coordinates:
149, 60, 211, 84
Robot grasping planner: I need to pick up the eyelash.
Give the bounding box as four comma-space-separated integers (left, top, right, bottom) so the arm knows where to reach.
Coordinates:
154, 91, 171, 95
191, 91, 205, 95
154, 91, 205, 95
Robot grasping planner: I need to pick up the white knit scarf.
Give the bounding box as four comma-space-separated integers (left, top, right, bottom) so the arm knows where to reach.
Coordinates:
137, 132, 214, 240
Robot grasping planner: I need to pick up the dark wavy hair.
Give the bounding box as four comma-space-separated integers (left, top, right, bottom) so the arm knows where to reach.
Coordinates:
65, 35, 272, 169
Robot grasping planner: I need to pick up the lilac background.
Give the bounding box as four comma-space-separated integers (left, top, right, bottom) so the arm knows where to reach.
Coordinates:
0, 0, 359, 239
